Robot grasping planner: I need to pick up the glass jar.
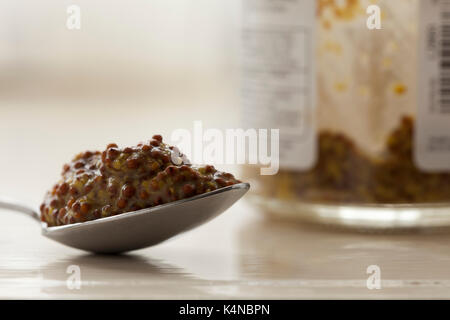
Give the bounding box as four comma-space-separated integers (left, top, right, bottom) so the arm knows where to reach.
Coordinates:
242, 0, 450, 229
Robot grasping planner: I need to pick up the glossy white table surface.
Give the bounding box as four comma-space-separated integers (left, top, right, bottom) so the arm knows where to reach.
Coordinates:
3, 198, 450, 299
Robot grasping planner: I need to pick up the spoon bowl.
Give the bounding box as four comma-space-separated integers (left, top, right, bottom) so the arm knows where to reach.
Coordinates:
1, 183, 249, 253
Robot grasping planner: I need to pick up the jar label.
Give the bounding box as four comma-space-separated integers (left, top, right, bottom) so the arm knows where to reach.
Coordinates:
417, 0, 450, 171
241, 0, 317, 171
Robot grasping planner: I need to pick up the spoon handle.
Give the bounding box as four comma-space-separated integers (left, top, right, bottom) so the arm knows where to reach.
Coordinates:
0, 197, 40, 222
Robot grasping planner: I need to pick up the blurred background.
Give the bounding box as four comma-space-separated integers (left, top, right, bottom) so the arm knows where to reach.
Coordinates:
0, 0, 241, 205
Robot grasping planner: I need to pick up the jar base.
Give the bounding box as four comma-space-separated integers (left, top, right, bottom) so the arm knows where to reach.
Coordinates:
248, 195, 450, 232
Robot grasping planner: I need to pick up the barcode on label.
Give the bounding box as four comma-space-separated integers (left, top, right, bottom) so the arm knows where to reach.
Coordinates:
440, 1, 450, 113
417, 0, 450, 170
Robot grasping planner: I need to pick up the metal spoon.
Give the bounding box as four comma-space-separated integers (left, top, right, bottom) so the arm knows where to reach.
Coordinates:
0, 183, 249, 254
